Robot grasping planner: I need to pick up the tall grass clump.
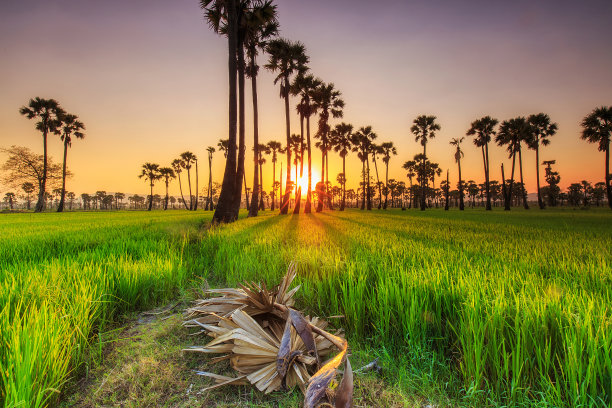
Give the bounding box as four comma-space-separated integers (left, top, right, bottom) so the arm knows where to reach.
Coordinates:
0, 211, 209, 408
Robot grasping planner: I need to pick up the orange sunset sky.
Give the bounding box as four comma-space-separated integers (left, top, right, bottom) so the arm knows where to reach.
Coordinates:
1, 0, 611, 198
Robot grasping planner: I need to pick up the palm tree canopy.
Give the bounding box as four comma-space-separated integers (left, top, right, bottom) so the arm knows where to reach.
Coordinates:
171, 159, 184, 174
291, 74, 323, 117
467, 116, 498, 147
58, 112, 86, 146
139, 162, 162, 182
380, 142, 397, 164
265, 38, 309, 93
331, 122, 354, 157
580, 106, 612, 152
411, 115, 440, 146
450, 137, 464, 162
244, 0, 279, 77
266, 140, 283, 161
159, 167, 176, 181
180, 151, 197, 169
496, 117, 531, 157
527, 113, 558, 149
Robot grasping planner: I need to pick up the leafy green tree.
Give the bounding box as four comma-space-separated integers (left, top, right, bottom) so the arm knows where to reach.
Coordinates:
592, 182, 606, 206
580, 106, 612, 209
411, 115, 440, 210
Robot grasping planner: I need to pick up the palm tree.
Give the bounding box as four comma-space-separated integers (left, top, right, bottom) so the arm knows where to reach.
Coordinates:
19, 97, 63, 212
245, 0, 279, 218
114, 192, 125, 210
496, 117, 530, 210
267, 141, 283, 210
312, 82, 344, 212
580, 106, 612, 209
159, 167, 176, 210
206, 146, 216, 210
353, 126, 376, 210
291, 74, 322, 213
200, 0, 239, 223
467, 116, 498, 211
331, 122, 353, 211
411, 115, 440, 210
527, 113, 558, 209
139, 163, 161, 211
180, 152, 197, 210
265, 38, 309, 214
370, 143, 385, 209
289, 134, 302, 198
380, 142, 397, 209
402, 160, 417, 209
21, 182, 35, 210
171, 158, 189, 210
450, 137, 465, 210
56, 112, 85, 212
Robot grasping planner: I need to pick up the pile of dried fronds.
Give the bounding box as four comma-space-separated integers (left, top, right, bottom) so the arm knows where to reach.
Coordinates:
184, 265, 353, 407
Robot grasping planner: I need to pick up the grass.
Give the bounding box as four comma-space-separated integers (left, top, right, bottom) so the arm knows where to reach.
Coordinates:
1, 208, 611, 407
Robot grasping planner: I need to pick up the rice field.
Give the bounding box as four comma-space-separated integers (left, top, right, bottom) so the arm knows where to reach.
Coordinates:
1, 209, 611, 407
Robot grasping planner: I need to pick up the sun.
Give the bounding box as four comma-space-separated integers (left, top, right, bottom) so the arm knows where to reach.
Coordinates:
294, 170, 319, 193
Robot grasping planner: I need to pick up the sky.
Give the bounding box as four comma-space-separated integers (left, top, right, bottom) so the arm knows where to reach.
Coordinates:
1, 0, 611, 197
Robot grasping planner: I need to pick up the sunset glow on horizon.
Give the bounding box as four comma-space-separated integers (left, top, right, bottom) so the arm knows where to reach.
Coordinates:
1, 0, 611, 198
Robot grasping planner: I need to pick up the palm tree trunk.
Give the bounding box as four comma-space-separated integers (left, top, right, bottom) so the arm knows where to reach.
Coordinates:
325, 150, 332, 210
458, 158, 464, 211
518, 146, 529, 209
194, 159, 199, 210
384, 162, 389, 209
294, 115, 305, 214
249, 59, 259, 217
35, 124, 49, 212
57, 140, 68, 212
305, 114, 313, 213
507, 153, 517, 210
148, 182, 153, 211
484, 144, 491, 211
536, 143, 544, 209
502, 163, 509, 210
207, 154, 213, 210
340, 155, 346, 211
232, 39, 246, 216
445, 170, 449, 210
244, 172, 250, 209
316, 147, 325, 212
213, 0, 238, 223
279, 163, 283, 210
269, 158, 274, 211
177, 172, 189, 210
164, 180, 169, 210
281, 77, 291, 214
373, 154, 382, 209
259, 157, 265, 210
187, 167, 193, 210
606, 145, 611, 209
421, 144, 427, 211
361, 160, 365, 210
366, 155, 372, 210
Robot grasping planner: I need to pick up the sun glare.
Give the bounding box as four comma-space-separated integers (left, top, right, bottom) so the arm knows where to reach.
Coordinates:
294, 170, 319, 193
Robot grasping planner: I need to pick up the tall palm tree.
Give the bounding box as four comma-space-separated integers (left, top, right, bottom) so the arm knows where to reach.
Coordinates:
291, 74, 323, 214
245, 0, 279, 218
380, 142, 397, 209
265, 38, 309, 214
158, 167, 175, 210
402, 160, 417, 209
411, 115, 441, 210
56, 112, 85, 212
266, 141, 282, 210
496, 117, 530, 210
331, 122, 353, 211
289, 134, 302, 198
371, 143, 384, 209
19, 97, 63, 212
258, 144, 271, 210
139, 163, 161, 211
200, 0, 239, 223
467, 116, 498, 211
171, 158, 189, 210
312, 82, 344, 212
580, 106, 612, 209
353, 126, 376, 210
206, 146, 215, 210
450, 137, 465, 210
527, 113, 557, 209
180, 152, 197, 210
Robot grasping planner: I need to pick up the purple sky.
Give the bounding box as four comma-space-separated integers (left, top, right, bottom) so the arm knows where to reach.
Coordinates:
1, 0, 611, 196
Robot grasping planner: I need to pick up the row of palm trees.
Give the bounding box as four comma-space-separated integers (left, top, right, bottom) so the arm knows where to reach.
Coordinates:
19, 97, 85, 212
202, 0, 612, 223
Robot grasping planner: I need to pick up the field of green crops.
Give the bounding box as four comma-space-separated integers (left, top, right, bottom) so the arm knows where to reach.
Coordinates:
1, 209, 611, 407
